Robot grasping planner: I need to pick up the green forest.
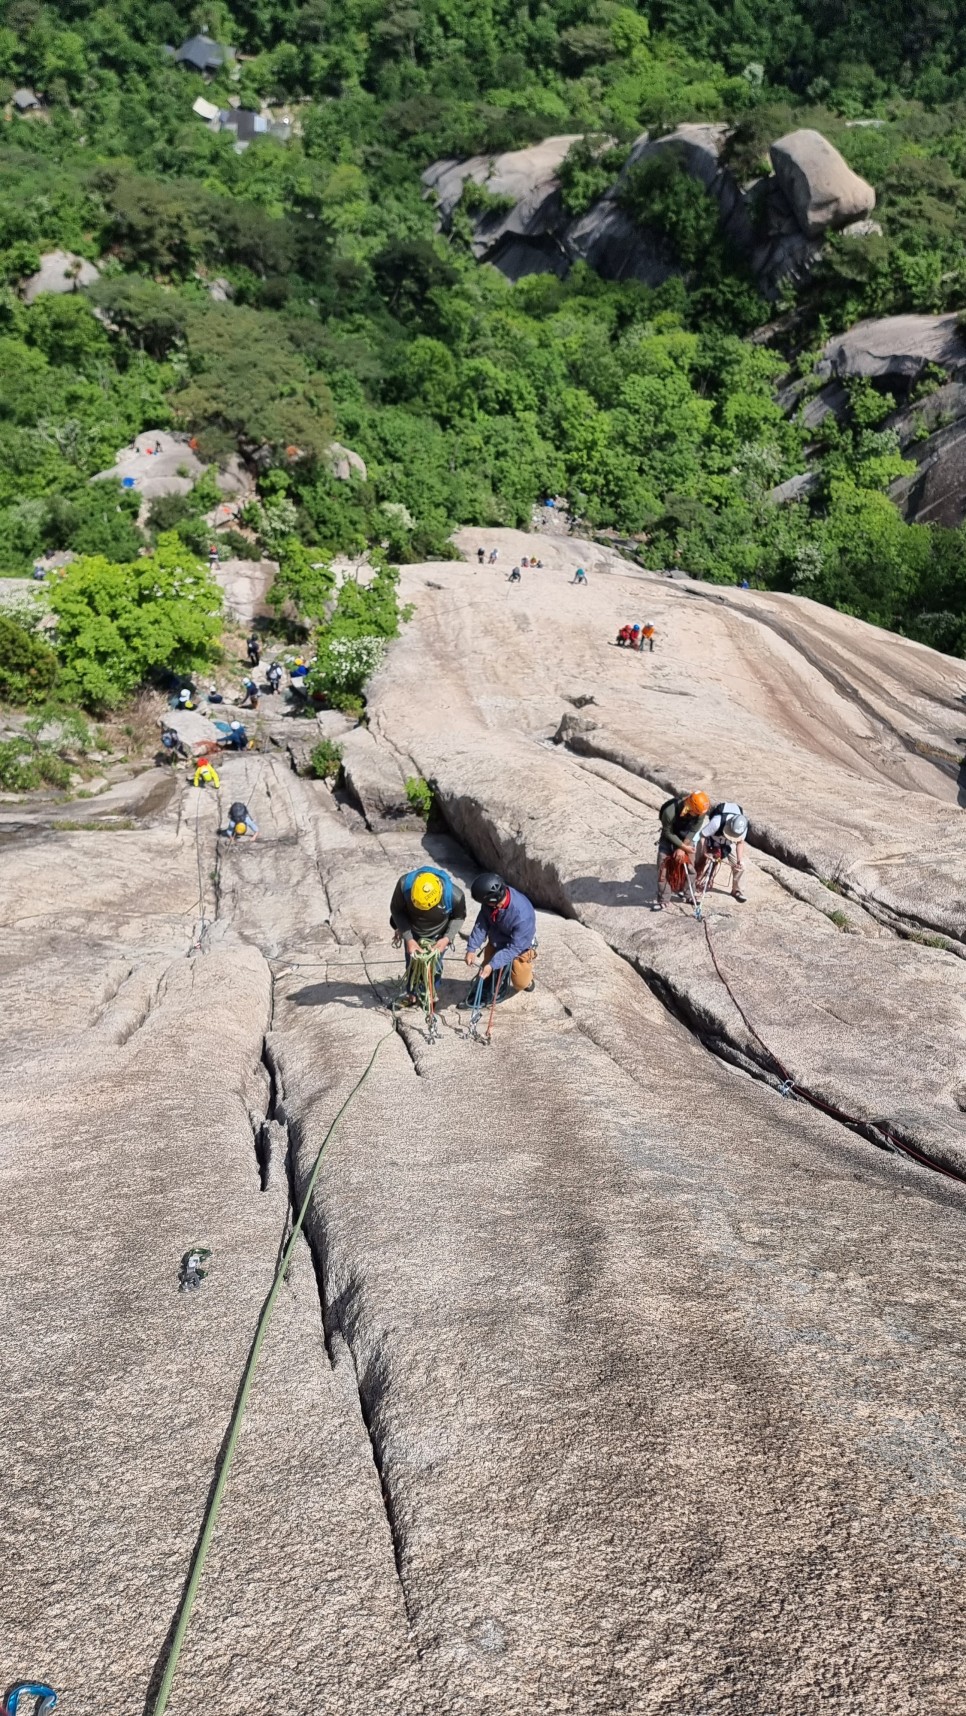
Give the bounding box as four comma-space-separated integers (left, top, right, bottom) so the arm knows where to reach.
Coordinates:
4, 0, 966, 723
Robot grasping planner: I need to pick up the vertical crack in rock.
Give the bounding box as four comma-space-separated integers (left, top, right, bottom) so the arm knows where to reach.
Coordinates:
259, 1025, 417, 1629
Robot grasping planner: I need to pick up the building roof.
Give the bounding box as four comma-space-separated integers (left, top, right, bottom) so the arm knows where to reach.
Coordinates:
12, 88, 40, 109
219, 108, 266, 142
192, 96, 221, 122
174, 34, 233, 72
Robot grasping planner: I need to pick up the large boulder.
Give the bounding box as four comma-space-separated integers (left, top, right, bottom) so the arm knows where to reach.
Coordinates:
565, 125, 732, 287
214, 557, 280, 625
22, 250, 99, 303
635, 121, 730, 189
162, 708, 220, 747
770, 130, 875, 237
325, 442, 368, 482
422, 135, 582, 265
816, 314, 966, 383
565, 199, 677, 286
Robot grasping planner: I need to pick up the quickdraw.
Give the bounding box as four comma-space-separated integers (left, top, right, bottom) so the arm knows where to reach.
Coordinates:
467, 966, 506, 1046
4, 1685, 57, 1716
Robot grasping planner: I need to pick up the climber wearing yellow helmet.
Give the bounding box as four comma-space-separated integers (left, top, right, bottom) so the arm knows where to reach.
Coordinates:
653, 790, 710, 911
193, 758, 220, 790
389, 866, 467, 1004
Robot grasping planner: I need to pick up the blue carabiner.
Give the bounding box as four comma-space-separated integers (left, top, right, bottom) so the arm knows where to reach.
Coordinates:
5, 1685, 57, 1716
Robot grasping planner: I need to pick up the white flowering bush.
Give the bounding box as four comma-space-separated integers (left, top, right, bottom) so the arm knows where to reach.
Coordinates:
309, 633, 387, 698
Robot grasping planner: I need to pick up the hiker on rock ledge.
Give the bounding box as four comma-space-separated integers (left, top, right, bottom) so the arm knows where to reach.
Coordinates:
653, 791, 709, 911
390, 867, 466, 1005
459, 872, 537, 1008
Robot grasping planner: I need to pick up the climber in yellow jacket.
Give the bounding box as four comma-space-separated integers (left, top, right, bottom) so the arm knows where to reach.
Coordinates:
193, 759, 220, 789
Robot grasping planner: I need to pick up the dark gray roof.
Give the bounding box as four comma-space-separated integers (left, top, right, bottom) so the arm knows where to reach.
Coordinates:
174, 34, 233, 71
219, 108, 266, 142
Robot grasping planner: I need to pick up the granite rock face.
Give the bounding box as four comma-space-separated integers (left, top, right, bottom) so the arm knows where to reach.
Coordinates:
423, 124, 880, 296
816, 313, 966, 383
22, 248, 100, 302
5, 538, 966, 1711
789, 316, 966, 526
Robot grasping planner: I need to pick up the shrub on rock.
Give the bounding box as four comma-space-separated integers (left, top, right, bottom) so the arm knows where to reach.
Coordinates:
0, 613, 59, 704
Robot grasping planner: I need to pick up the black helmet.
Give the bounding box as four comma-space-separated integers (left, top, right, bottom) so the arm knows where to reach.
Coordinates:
472, 872, 507, 905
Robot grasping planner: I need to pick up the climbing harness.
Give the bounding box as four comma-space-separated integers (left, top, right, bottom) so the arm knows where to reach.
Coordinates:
149, 1031, 392, 1716
391, 938, 442, 1044
178, 1247, 211, 1293
4, 1686, 57, 1716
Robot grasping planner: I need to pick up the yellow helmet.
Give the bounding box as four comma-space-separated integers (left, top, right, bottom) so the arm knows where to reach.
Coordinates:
410, 870, 443, 910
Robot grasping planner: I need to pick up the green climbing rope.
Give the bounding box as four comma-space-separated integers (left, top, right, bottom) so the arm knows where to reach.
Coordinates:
150, 1027, 393, 1716
393, 937, 441, 1037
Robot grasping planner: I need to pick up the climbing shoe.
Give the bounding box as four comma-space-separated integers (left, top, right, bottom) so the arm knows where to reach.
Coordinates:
523, 980, 536, 993
732, 891, 747, 904
456, 988, 483, 1012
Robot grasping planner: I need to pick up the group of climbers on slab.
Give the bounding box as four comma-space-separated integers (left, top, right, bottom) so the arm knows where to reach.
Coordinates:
654, 792, 748, 910
616, 622, 656, 652
390, 866, 537, 1011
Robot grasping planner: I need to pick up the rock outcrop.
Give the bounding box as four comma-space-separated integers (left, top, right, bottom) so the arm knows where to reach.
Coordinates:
22, 249, 100, 303
422, 135, 581, 279
816, 313, 966, 382
214, 555, 280, 624
326, 440, 368, 482
770, 128, 876, 237
7, 533, 966, 1710
424, 124, 879, 298
92, 430, 248, 522
781, 315, 966, 526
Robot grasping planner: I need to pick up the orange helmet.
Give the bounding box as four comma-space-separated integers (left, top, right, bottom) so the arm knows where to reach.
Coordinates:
684, 791, 710, 816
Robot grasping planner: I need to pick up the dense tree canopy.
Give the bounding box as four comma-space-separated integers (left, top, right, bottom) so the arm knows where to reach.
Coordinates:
0, 0, 965, 692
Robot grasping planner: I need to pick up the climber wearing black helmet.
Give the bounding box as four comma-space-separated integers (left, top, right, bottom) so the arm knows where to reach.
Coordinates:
458, 872, 537, 1009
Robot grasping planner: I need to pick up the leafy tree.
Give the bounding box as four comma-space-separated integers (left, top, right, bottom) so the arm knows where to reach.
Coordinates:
266, 539, 336, 620
0, 612, 59, 703
48, 533, 222, 709
172, 305, 335, 462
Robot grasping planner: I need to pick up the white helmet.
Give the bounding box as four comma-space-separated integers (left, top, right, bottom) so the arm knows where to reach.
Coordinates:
723, 812, 748, 840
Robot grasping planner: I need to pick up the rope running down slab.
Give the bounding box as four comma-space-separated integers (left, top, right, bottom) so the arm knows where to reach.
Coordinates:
149, 1028, 394, 1716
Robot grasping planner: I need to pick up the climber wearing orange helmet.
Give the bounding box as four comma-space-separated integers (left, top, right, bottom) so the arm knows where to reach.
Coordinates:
653, 791, 710, 910
389, 866, 467, 1003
